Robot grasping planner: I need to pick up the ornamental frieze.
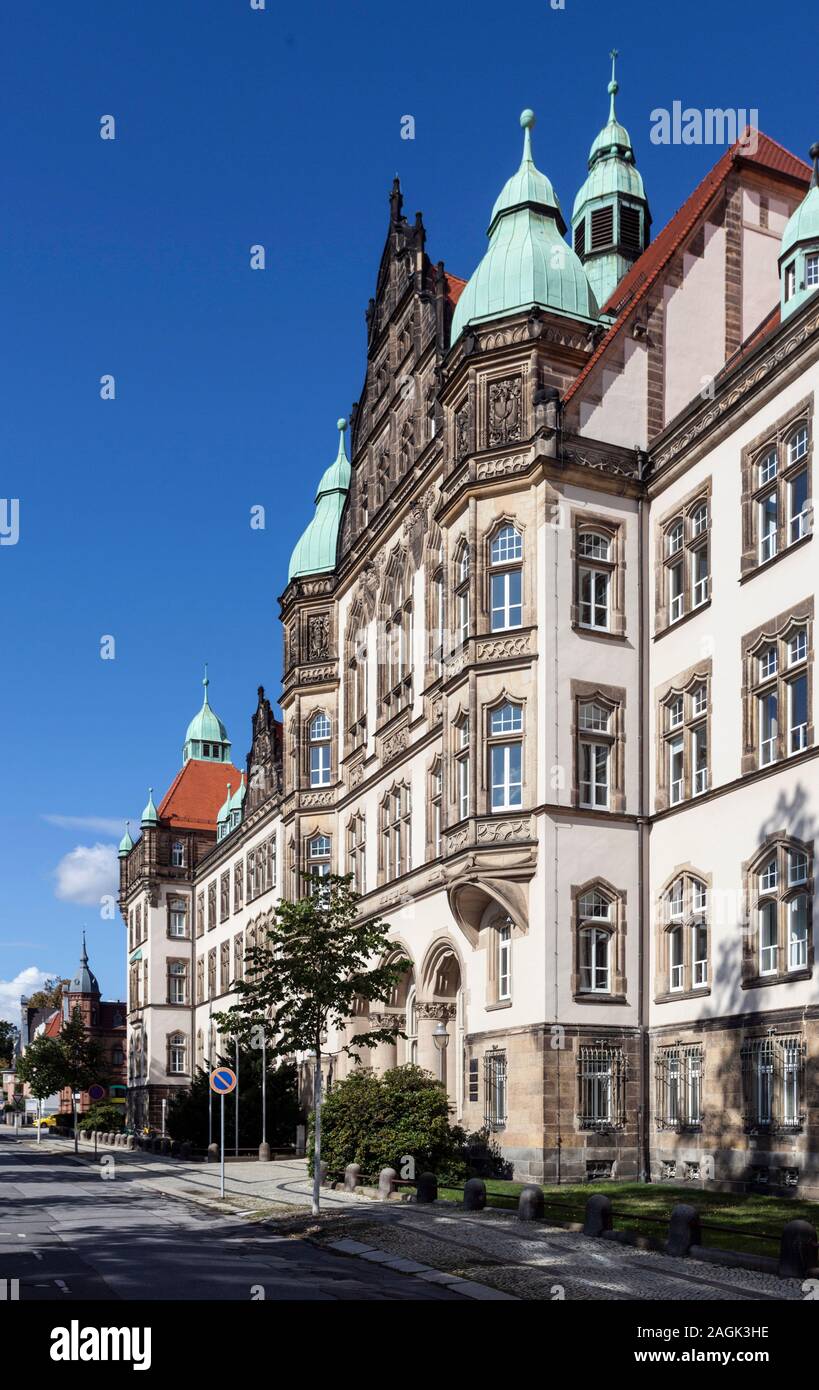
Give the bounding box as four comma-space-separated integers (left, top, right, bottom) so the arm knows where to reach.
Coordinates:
307, 614, 330, 661
446, 827, 469, 855
476, 817, 531, 844
476, 632, 531, 662
300, 790, 334, 809
476, 451, 529, 481
379, 716, 410, 764
300, 663, 337, 684
417, 1001, 456, 1021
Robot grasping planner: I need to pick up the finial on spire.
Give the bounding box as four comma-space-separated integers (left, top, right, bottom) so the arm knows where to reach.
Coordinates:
520, 109, 536, 164
81, 929, 88, 963
608, 49, 620, 121
202, 663, 210, 703
810, 142, 819, 190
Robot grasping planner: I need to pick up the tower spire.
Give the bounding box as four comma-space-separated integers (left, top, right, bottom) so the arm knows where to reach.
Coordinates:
608, 48, 619, 123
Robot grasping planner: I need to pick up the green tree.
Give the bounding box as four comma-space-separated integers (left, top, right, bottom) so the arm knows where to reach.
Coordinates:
15, 1033, 65, 1140
215, 873, 408, 1214
0, 1021, 18, 1067
18, 1009, 108, 1153
78, 1100, 126, 1134
166, 1051, 300, 1150
25, 979, 63, 1012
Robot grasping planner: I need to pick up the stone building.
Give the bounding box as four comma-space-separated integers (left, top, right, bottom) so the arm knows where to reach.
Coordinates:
47, 938, 126, 1116
120, 65, 819, 1192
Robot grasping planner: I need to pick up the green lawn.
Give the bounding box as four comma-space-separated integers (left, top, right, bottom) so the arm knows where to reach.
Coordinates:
438, 1180, 819, 1259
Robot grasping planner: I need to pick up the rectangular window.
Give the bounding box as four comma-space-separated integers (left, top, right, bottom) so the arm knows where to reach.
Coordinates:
806, 253, 819, 288
483, 1051, 508, 1130
490, 743, 522, 810
759, 690, 779, 766
742, 1036, 805, 1131
692, 723, 708, 794
759, 901, 778, 974
669, 561, 684, 622
490, 569, 522, 631
580, 741, 609, 808
759, 492, 778, 562
498, 925, 511, 1000
691, 546, 709, 607
788, 673, 808, 752
692, 923, 708, 986
668, 736, 684, 804
310, 743, 331, 787
169, 900, 187, 937
656, 1046, 703, 1130
167, 962, 186, 1005
789, 470, 809, 543
578, 1046, 625, 1129
579, 566, 610, 630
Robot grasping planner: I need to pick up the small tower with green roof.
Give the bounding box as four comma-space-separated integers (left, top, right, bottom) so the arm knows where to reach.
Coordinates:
780, 143, 819, 322
182, 666, 232, 764
571, 51, 651, 308
288, 420, 351, 581
451, 110, 598, 344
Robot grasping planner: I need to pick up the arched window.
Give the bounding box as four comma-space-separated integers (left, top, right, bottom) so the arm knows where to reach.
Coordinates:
428, 759, 442, 858
453, 713, 470, 820
171, 840, 184, 868
747, 838, 811, 982
345, 600, 368, 753
577, 700, 613, 809
488, 701, 523, 811
489, 524, 523, 631
577, 531, 612, 631
381, 553, 413, 714
577, 890, 612, 993
308, 712, 331, 788
658, 873, 709, 997
454, 540, 470, 646
380, 784, 411, 883
168, 1032, 187, 1075
497, 920, 512, 1000
306, 834, 331, 885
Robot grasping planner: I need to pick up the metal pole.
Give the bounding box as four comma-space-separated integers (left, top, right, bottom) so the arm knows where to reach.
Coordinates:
37, 1098, 42, 1145
262, 1034, 267, 1147
220, 1093, 225, 1199
161, 1098, 166, 1138
234, 1039, 239, 1157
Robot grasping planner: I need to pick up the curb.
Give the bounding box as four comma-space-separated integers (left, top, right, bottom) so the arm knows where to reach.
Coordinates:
323, 1236, 518, 1300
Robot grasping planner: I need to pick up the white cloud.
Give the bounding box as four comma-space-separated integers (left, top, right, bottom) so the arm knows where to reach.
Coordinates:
0, 967, 56, 1024
54, 843, 119, 906
43, 814, 126, 837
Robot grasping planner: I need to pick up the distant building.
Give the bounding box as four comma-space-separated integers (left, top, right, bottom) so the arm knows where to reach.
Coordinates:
47, 937, 126, 1116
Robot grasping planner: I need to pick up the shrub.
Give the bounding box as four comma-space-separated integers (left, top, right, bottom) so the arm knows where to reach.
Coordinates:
166, 1051, 300, 1150
313, 1064, 470, 1184
78, 1101, 125, 1133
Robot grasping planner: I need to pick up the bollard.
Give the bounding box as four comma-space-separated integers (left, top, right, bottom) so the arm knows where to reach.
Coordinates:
170, 1140, 181, 1157
463, 1177, 486, 1211
344, 1163, 361, 1192
416, 1172, 438, 1204
518, 1185, 545, 1222
778, 1220, 818, 1279
583, 1194, 613, 1236
258, 1142, 271, 1163
319, 1160, 329, 1186
126, 1135, 135, 1150
207, 1142, 218, 1163
666, 1203, 701, 1258
179, 1141, 192, 1160
378, 1167, 397, 1200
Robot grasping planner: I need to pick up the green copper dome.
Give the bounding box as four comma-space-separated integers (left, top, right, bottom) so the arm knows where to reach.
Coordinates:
780, 145, 819, 322
451, 111, 598, 345
182, 667, 232, 764
140, 788, 158, 828
227, 773, 246, 815
118, 822, 134, 857
288, 420, 351, 581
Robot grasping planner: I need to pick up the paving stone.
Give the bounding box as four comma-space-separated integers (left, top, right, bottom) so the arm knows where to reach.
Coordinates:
326, 1238, 375, 1255
444, 1279, 519, 1301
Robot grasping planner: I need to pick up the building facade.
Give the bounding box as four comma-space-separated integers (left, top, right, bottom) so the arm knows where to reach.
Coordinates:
49, 939, 127, 1116
121, 69, 819, 1192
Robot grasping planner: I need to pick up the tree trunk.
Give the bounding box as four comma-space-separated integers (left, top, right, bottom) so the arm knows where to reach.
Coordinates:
312, 1047, 322, 1217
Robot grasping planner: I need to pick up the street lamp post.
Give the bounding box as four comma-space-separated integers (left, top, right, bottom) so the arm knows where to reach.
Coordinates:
259, 1027, 270, 1162
432, 1017, 450, 1088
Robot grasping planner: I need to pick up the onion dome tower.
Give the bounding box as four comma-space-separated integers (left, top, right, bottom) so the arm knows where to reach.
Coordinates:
182, 666, 232, 764
288, 419, 351, 580
780, 143, 819, 322
451, 109, 599, 345
571, 51, 651, 308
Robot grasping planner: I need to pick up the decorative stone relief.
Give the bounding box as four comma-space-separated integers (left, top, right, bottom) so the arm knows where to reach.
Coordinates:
300, 791, 334, 809
446, 828, 469, 855
476, 633, 531, 661
476, 452, 529, 481
454, 403, 470, 463
307, 614, 330, 661
300, 664, 337, 684
488, 377, 522, 446
476, 818, 529, 844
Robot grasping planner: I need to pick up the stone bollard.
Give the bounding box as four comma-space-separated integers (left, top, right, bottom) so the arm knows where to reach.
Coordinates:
416, 1172, 438, 1204
778, 1220, 819, 1279
170, 1140, 181, 1157
207, 1142, 218, 1163
666, 1203, 701, 1258
179, 1141, 192, 1160
378, 1167, 397, 1200
518, 1185, 545, 1222
126, 1135, 135, 1150
319, 1160, 329, 1186
583, 1194, 613, 1236
258, 1142, 271, 1163
463, 1177, 487, 1211
344, 1163, 361, 1192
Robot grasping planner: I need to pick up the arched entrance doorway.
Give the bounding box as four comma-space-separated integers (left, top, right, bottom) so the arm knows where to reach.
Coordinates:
418, 940, 464, 1116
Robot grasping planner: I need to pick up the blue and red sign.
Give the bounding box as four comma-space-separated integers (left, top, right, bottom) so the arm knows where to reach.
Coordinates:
209, 1067, 237, 1095
88, 1084, 107, 1102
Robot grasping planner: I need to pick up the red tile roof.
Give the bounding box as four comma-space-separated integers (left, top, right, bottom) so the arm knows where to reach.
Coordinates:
44, 1010, 61, 1038
564, 130, 811, 407
446, 272, 467, 307
157, 759, 245, 832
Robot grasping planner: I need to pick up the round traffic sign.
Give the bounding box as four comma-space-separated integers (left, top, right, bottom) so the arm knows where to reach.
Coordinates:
210, 1067, 237, 1095
88, 1084, 106, 1102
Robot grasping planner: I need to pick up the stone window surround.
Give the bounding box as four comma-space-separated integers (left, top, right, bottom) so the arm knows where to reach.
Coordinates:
483, 513, 528, 636
165, 1029, 189, 1079
740, 831, 814, 991
195, 955, 204, 1004
481, 905, 522, 1009
654, 865, 712, 1004
207, 946, 217, 1001
423, 526, 445, 686
570, 509, 627, 640
654, 658, 712, 812
302, 824, 333, 882
425, 755, 443, 860
219, 939, 231, 995
378, 547, 414, 722
570, 679, 627, 814
571, 878, 629, 1003
196, 890, 205, 938
654, 476, 712, 635
165, 893, 190, 940
343, 600, 368, 756
740, 392, 813, 580
219, 870, 230, 923
740, 596, 814, 776
451, 531, 471, 650
233, 933, 244, 985
482, 688, 527, 817
346, 811, 366, 893
207, 880, 217, 932
378, 781, 412, 886
233, 860, 244, 914
450, 701, 471, 823
302, 703, 337, 791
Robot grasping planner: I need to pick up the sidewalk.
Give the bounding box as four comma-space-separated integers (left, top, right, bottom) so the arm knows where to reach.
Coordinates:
21, 1134, 808, 1302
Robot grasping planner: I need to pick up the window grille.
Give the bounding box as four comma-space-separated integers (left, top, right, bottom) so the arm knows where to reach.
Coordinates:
577, 1044, 625, 1129
655, 1045, 703, 1130
483, 1049, 508, 1130
741, 1035, 805, 1132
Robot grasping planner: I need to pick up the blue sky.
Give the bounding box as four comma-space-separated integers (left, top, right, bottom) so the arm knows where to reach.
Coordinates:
0, 0, 813, 1012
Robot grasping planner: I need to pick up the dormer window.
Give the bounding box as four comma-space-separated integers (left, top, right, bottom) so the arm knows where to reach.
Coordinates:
784, 261, 796, 302
807, 253, 819, 289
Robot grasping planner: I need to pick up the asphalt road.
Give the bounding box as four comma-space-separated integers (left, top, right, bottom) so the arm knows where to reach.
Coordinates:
0, 1134, 464, 1301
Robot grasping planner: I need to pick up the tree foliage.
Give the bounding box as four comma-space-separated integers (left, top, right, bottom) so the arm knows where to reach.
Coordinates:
0, 1021, 18, 1067
314, 1064, 471, 1183
79, 1100, 126, 1133
16, 1034, 66, 1100
165, 1050, 300, 1149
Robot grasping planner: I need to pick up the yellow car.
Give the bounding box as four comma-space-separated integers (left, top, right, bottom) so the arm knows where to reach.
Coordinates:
33, 1115, 57, 1127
